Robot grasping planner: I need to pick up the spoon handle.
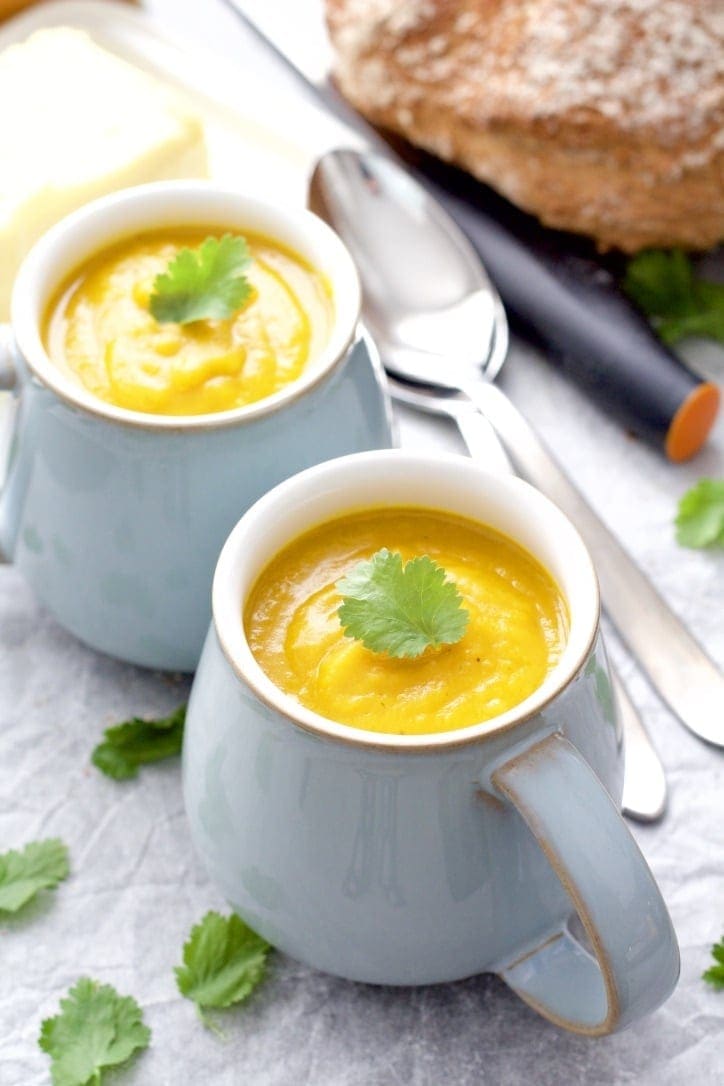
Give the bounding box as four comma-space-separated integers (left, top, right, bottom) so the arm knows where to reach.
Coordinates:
611, 671, 667, 822
466, 380, 724, 747
453, 408, 513, 474
452, 405, 667, 820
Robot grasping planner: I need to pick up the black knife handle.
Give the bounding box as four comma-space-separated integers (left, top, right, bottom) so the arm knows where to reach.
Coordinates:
409, 152, 719, 461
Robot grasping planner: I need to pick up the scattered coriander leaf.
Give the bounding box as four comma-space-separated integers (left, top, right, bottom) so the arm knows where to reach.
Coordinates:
675, 479, 724, 548
175, 911, 271, 1022
624, 250, 724, 344
336, 549, 470, 659
91, 704, 186, 781
703, 936, 724, 990
39, 977, 150, 1086
149, 235, 253, 324
0, 838, 69, 914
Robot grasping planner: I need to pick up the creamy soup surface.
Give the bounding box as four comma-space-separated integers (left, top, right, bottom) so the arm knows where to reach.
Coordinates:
245, 508, 569, 736
44, 229, 333, 415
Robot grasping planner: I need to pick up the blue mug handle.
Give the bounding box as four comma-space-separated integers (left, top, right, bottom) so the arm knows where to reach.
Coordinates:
492, 733, 679, 1034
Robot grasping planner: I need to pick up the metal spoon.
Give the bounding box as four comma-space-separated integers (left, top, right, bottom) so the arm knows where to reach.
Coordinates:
310, 146, 723, 750
310, 152, 667, 816
315, 162, 668, 820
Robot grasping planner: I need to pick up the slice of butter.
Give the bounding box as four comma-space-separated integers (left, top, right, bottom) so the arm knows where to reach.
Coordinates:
0, 27, 208, 319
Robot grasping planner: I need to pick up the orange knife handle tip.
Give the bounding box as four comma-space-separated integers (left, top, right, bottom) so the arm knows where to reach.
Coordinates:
665, 381, 720, 462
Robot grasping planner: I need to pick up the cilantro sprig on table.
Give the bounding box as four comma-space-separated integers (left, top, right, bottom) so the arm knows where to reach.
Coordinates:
39, 978, 150, 1086
336, 549, 469, 659
624, 250, 724, 345
175, 912, 271, 1027
675, 480, 724, 549
0, 838, 69, 915
703, 936, 724, 990
149, 235, 252, 324
91, 705, 186, 780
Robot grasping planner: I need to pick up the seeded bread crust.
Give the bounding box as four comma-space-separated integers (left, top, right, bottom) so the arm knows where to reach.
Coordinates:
325, 0, 724, 252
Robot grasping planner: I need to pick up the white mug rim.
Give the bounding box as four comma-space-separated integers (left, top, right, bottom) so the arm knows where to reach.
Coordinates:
212, 450, 601, 752
10, 180, 361, 430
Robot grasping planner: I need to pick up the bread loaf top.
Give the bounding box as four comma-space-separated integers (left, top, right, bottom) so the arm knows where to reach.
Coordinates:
328, 0, 723, 153
326, 0, 724, 249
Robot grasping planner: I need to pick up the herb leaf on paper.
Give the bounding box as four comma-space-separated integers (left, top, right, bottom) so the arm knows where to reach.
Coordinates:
175, 911, 271, 1023
624, 250, 724, 345
0, 838, 69, 915
703, 936, 724, 990
91, 704, 186, 780
38, 977, 150, 1086
337, 549, 470, 659
149, 235, 253, 324
675, 479, 724, 548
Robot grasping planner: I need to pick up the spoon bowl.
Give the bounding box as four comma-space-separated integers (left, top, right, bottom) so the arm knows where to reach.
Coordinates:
309, 148, 503, 386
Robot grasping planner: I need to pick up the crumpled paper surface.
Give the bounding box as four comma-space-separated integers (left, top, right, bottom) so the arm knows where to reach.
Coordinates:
2, 329, 723, 1085
1, 0, 724, 1080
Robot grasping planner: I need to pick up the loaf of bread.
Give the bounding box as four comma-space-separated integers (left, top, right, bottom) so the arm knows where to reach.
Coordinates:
325, 0, 724, 252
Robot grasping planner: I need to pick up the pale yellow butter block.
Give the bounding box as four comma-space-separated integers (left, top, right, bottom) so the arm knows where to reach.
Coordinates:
0, 27, 208, 318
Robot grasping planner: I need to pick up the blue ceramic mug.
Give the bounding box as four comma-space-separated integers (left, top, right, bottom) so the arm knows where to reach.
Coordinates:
183, 450, 679, 1035
0, 182, 392, 670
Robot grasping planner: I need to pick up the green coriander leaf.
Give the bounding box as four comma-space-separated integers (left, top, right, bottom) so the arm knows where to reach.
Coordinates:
337, 549, 470, 659
675, 479, 724, 548
91, 704, 186, 780
624, 250, 724, 344
149, 235, 253, 324
39, 977, 150, 1086
703, 936, 724, 990
175, 911, 271, 1017
0, 838, 69, 914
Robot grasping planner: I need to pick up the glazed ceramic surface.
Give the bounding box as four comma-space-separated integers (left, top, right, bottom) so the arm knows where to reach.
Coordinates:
0, 184, 392, 669
183, 451, 679, 1036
